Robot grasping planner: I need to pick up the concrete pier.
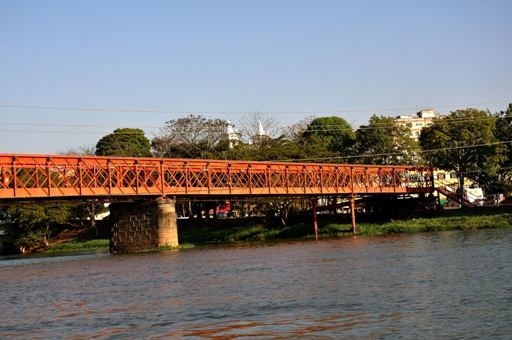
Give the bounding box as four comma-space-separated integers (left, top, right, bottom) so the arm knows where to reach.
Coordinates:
109, 198, 178, 253
156, 197, 179, 248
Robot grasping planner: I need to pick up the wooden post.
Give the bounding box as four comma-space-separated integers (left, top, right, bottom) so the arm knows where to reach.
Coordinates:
312, 197, 318, 240
350, 195, 357, 235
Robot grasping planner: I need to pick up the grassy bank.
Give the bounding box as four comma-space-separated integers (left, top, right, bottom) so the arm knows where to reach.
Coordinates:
179, 207, 512, 244
43, 239, 194, 253
44, 239, 110, 253
43, 207, 512, 252
355, 212, 512, 236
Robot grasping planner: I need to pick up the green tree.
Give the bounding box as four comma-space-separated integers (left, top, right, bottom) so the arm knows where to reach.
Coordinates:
420, 108, 505, 200
2, 204, 73, 253
353, 115, 420, 165
152, 114, 229, 158
214, 142, 251, 160
262, 198, 297, 228
488, 103, 512, 193
298, 116, 355, 161
216, 135, 305, 162
252, 135, 305, 161
95, 128, 152, 157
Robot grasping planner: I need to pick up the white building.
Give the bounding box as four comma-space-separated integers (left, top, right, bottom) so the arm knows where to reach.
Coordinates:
225, 122, 240, 149
251, 121, 270, 145
395, 109, 437, 139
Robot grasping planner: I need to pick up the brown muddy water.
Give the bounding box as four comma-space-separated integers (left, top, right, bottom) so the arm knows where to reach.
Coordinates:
1, 229, 512, 338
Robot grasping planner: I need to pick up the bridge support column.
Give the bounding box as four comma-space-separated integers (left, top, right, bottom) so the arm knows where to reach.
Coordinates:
156, 197, 179, 248
312, 197, 318, 240
109, 197, 178, 253
350, 195, 357, 235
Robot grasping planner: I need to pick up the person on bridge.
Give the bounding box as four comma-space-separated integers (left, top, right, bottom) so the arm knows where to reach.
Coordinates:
1, 168, 11, 187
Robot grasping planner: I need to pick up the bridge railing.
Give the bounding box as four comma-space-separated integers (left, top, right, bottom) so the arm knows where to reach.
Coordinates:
0, 154, 434, 199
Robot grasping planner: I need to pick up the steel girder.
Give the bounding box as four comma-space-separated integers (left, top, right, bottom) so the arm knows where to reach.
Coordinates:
0, 154, 434, 199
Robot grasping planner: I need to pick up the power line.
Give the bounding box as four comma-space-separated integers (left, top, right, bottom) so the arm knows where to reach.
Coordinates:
0, 99, 509, 115
2, 126, 512, 167
0, 122, 165, 135
2, 112, 511, 135
1, 121, 161, 129
1, 101, 511, 156
0, 129, 127, 135
0, 102, 509, 144
280, 140, 512, 163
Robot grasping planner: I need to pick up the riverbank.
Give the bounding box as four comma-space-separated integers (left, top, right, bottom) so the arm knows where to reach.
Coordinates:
42, 206, 512, 253
179, 206, 512, 244
44, 239, 110, 253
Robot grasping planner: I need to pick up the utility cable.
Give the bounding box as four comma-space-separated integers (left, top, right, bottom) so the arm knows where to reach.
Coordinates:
0, 99, 509, 115
2, 112, 511, 135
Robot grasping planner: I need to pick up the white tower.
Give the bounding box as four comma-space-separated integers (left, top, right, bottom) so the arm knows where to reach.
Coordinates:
252, 121, 270, 145
226, 122, 240, 149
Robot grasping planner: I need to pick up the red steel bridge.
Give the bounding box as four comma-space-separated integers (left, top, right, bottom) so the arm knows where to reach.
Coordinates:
0, 154, 434, 200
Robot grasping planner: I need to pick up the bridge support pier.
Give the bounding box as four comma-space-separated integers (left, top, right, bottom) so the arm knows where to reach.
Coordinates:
312, 197, 318, 240
109, 197, 179, 253
350, 195, 357, 235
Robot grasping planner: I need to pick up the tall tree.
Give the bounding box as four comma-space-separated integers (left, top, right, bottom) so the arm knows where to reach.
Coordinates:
152, 114, 229, 158
283, 116, 313, 141
238, 111, 281, 143
353, 115, 420, 165
488, 103, 512, 193
298, 116, 355, 161
95, 128, 151, 157
420, 108, 505, 199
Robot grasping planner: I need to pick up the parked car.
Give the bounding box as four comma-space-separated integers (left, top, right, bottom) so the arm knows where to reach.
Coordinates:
484, 194, 506, 206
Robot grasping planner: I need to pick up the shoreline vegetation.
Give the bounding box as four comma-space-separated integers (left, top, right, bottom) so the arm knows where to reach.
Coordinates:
42, 206, 512, 254
5, 105, 512, 256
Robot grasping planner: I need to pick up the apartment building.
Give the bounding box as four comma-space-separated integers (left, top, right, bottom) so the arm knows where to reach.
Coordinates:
395, 109, 436, 139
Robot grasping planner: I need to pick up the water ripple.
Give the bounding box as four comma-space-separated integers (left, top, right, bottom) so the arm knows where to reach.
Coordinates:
1, 229, 512, 338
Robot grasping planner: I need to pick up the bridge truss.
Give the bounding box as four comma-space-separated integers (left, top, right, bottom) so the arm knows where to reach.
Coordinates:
0, 154, 433, 200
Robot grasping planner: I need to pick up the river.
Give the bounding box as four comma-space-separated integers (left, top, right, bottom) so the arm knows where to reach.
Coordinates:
1, 229, 512, 338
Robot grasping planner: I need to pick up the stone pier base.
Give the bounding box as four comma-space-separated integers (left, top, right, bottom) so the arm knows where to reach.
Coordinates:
109, 198, 178, 253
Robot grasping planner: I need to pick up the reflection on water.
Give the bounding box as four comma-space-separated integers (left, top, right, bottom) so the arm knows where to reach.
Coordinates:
1, 229, 512, 338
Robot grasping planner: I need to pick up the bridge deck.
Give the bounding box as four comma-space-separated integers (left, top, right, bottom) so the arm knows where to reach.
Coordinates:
0, 154, 433, 199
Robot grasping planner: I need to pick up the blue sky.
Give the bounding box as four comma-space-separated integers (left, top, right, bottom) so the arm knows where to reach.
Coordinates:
1, 0, 511, 154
